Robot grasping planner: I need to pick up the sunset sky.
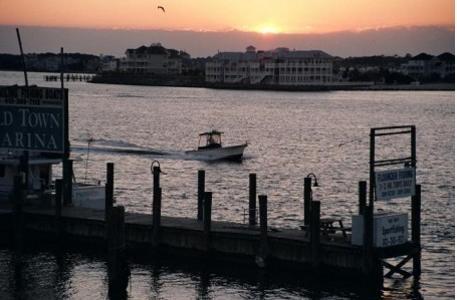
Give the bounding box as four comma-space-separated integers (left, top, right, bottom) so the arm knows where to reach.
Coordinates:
0, 0, 454, 33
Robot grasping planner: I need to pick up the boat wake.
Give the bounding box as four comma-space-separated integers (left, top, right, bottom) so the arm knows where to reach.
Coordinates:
71, 138, 250, 162
71, 139, 166, 157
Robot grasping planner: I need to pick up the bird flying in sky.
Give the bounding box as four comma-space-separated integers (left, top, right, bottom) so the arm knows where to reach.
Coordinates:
157, 6, 165, 12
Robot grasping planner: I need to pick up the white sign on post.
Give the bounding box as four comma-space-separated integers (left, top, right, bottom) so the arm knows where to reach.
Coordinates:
351, 213, 408, 247
375, 167, 416, 201
374, 213, 408, 247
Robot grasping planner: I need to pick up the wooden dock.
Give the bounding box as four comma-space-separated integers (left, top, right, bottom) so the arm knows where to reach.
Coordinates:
0, 165, 422, 287
0, 204, 418, 271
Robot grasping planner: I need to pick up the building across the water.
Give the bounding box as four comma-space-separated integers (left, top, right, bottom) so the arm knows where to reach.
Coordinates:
400, 52, 455, 80
119, 43, 190, 75
205, 46, 333, 85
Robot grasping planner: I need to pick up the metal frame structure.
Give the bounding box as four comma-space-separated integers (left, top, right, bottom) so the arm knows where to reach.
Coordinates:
367, 125, 420, 279
369, 125, 416, 206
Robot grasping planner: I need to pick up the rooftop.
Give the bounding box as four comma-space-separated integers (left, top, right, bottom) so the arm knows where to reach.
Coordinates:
212, 46, 332, 61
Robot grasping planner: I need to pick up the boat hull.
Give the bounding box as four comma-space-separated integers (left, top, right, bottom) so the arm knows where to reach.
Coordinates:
72, 184, 105, 210
185, 144, 247, 161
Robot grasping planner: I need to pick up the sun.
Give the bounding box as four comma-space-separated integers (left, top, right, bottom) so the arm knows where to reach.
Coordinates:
257, 24, 280, 34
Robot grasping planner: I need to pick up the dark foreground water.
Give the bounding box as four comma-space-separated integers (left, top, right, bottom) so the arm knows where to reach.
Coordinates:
0, 71, 454, 299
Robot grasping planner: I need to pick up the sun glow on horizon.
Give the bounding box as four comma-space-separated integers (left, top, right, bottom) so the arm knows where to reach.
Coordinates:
256, 24, 281, 34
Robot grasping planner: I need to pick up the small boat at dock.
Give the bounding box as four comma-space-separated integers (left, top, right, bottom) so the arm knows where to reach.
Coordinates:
0, 151, 105, 209
185, 130, 247, 161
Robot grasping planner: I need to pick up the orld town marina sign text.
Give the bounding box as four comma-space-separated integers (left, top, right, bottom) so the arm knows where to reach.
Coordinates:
0, 86, 67, 153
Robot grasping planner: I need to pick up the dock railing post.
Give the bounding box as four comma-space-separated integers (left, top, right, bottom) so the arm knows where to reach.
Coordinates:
105, 163, 114, 223
107, 205, 129, 299
412, 184, 421, 278
152, 187, 162, 247
197, 170, 205, 221
55, 179, 63, 241
257, 195, 268, 267
358, 181, 367, 215
249, 173, 257, 226
203, 192, 212, 251
304, 178, 312, 226
310, 200, 321, 269
63, 159, 73, 206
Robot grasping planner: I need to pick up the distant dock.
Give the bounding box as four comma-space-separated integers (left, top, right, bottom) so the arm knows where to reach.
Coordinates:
44, 74, 94, 82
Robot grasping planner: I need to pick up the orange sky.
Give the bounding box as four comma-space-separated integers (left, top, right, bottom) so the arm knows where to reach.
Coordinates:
0, 0, 454, 33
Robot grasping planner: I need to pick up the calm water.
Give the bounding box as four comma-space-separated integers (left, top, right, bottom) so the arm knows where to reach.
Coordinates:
0, 71, 454, 299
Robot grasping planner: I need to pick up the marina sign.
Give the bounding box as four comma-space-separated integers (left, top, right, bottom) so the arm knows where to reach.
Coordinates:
375, 167, 416, 200
0, 85, 68, 153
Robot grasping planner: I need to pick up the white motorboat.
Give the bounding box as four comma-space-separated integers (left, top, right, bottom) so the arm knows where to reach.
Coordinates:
0, 151, 105, 209
185, 130, 247, 161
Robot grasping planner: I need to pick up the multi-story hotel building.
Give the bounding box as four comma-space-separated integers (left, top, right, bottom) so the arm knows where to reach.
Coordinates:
119, 43, 188, 75
206, 46, 333, 85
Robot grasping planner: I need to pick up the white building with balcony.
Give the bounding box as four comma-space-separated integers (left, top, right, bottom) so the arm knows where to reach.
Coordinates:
119, 43, 186, 74
206, 46, 333, 85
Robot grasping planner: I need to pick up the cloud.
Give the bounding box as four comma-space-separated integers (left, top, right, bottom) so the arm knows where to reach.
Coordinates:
0, 25, 453, 57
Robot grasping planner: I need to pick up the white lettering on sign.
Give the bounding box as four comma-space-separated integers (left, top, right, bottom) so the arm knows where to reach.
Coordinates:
375, 167, 416, 200
374, 213, 408, 247
18, 109, 60, 129
0, 132, 58, 150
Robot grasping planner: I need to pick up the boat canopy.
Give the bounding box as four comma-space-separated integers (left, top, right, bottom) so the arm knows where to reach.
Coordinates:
199, 130, 224, 136
198, 130, 223, 149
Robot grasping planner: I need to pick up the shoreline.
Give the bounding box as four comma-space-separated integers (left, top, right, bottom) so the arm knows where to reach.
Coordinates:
90, 77, 455, 92
0, 70, 453, 91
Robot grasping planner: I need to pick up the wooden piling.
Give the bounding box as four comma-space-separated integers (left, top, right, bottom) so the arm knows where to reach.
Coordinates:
152, 187, 162, 248
151, 166, 162, 248
19, 152, 29, 190
358, 181, 367, 215
105, 163, 114, 222
258, 195, 268, 264
248, 173, 257, 226
153, 166, 160, 194
310, 201, 320, 268
363, 203, 375, 276
13, 175, 24, 249
54, 179, 63, 241
63, 159, 73, 206
107, 206, 129, 299
197, 170, 205, 221
203, 192, 212, 250
304, 178, 312, 226
107, 206, 126, 254
412, 184, 421, 278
